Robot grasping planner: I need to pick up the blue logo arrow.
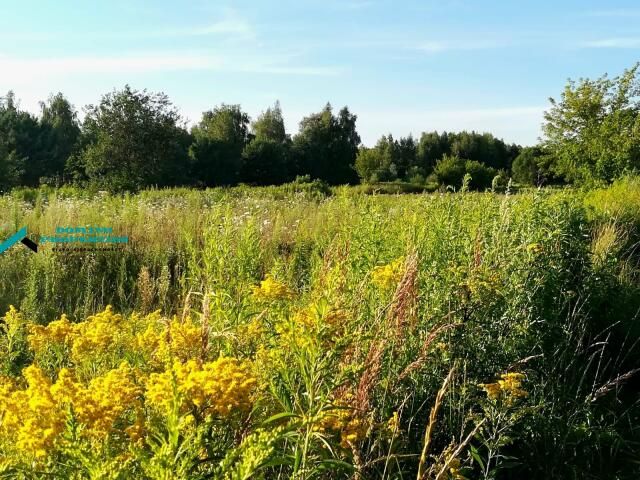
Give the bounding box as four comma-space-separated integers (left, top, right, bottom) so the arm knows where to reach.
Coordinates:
0, 227, 38, 254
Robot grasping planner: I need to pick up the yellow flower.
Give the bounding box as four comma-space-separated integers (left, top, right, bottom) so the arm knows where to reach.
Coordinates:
27, 314, 74, 354
478, 382, 502, 400
498, 372, 528, 399
145, 357, 256, 417
71, 306, 125, 363
251, 274, 293, 301
371, 258, 404, 290
448, 457, 464, 479
479, 372, 527, 402
386, 411, 400, 434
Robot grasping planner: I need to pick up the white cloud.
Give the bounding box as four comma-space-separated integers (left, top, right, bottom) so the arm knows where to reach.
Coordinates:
416, 40, 504, 53
581, 37, 640, 48
0, 52, 341, 83
355, 106, 545, 146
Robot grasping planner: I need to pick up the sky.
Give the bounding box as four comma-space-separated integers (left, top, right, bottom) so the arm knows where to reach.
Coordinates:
1, 0, 639, 147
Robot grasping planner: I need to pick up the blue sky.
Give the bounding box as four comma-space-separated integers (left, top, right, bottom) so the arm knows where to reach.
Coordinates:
1, 0, 639, 146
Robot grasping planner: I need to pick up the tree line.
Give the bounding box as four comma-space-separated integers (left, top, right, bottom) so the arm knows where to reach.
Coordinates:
1, 63, 639, 192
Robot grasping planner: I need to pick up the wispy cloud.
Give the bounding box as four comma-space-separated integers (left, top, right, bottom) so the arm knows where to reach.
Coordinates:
581, 37, 640, 48
0, 52, 341, 83
150, 10, 255, 39
416, 39, 505, 53
357, 106, 545, 146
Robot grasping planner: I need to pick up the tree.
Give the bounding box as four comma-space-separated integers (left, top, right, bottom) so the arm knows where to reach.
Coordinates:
354, 134, 400, 182
190, 104, 250, 186
39, 93, 80, 184
417, 131, 450, 173
0, 91, 45, 187
240, 102, 292, 185
293, 104, 360, 185
75, 85, 190, 192
433, 154, 466, 188
241, 139, 290, 185
396, 135, 416, 179
543, 63, 640, 183
252, 101, 287, 143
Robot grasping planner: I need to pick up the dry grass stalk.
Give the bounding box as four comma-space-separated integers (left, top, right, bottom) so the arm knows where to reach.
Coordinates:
181, 290, 193, 322
355, 339, 386, 413
388, 251, 419, 337
590, 368, 640, 402
398, 323, 460, 381
416, 366, 455, 480
433, 418, 486, 480
137, 266, 154, 314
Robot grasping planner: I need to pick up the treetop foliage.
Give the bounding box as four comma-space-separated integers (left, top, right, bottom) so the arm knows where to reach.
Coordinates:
1, 63, 639, 192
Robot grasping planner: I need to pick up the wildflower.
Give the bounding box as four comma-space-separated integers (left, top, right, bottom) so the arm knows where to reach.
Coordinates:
146, 357, 256, 417
71, 306, 125, 363
498, 372, 527, 399
251, 274, 293, 301
27, 314, 74, 354
371, 258, 404, 290
448, 457, 464, 479
478, 382, 502, 400
386, 411, 400, 434
479, 372, 527, 403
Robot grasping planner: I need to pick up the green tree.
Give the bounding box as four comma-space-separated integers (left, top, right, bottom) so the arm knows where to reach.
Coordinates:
0, 91, 47, 187
433, 154, 466, 188
190, 104, 250, 186
511, 146, 554, 186
75, 86, 190, 192
416, 131, 450, 173
252, 101, 287, 143
354, 134, 401, 182
39, 93, 80, 184
543, 63, 640, 183
241, 139, 290, 185
240, 102, 292, 185
293, 104, 360, 184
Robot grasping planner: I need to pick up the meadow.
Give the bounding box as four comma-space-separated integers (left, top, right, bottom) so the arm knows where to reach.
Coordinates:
0, 178, 639, 479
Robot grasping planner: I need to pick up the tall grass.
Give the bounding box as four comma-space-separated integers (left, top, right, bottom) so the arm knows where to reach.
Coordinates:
0, 179, 639, 478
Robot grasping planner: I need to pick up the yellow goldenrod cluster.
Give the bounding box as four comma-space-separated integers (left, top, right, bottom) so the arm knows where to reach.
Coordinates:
71, 306, 125, 362
1, 305, 25, 338
251, 274, 294, 301
386, 411, 400, 434
371, 258, 404, 290
137, 316, 205, 363
0, 362, 141, 459
314, 402, 369, 449
447, 457, 464, 480
27, 306, 127, 365
0, 366, 65, 458
479, 372, 527, 403
146, 357, 256, 417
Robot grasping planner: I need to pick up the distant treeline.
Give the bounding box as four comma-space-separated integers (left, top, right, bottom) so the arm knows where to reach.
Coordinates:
1, 63, 639, 192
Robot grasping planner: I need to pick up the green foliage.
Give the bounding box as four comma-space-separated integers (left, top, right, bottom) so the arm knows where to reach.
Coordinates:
543, 63, 640, 184
1, 181, 640, 478
73, 86, 190, 192
190, 104, 250, 187
39, 93, 81, 185
293, 104, 360, 185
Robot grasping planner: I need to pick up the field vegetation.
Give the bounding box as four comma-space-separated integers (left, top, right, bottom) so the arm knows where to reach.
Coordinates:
1, 176, 639, 478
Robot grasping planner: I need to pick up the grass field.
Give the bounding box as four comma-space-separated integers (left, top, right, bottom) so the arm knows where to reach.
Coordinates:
1, 178, 639, 479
